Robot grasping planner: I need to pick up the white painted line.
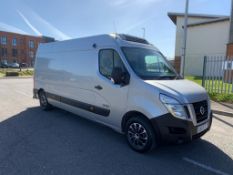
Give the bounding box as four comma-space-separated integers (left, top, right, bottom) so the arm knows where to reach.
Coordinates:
183, 157, 230, 175
14, 90, 31, 98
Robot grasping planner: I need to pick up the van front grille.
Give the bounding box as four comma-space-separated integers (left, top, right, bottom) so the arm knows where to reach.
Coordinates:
193, 100, 208, 123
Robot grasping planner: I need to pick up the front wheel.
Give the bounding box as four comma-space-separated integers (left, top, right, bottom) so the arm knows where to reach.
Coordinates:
125, 116, 157, 153
38, 90, 52, 110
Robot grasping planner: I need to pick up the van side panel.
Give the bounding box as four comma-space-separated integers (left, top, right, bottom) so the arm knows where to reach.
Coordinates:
36, 50, 95, 100
35, 48, 102, 118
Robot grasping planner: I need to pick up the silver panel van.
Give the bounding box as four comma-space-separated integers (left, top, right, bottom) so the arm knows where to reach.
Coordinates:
34, 34, 212, 152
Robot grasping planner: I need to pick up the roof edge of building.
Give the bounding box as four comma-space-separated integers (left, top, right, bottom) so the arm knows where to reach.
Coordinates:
168, 12, 229, 25
187, 17, 230, 27
0, 30, 54, 40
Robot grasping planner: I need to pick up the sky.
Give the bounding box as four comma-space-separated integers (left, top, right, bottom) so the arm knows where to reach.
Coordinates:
0, 0, 231, 58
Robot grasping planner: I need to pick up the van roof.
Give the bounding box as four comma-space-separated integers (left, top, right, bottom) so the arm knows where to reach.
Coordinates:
38, 34, 156, 54
113, 34, 150, 44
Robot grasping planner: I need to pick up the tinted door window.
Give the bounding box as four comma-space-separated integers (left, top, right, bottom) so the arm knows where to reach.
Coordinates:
99, 49, 125, 80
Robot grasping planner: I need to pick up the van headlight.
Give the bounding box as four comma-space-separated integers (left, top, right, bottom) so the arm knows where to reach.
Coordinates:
160, 94, 187, 120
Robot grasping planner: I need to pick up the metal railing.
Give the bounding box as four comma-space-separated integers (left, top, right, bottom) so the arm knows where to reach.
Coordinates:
202, 56, 233, 94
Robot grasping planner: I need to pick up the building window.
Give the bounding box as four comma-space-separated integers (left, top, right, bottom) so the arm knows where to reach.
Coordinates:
1, 48, 7, 56
29, 40, 34, 48
29, 51, 34, 58
12, 49, 18, 57
1, 36, 7, 45
12, 38, 17, 46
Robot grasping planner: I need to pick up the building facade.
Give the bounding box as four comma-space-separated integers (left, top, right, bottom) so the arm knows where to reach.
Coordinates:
0, 31, 54, 67
168, 12, 230, 76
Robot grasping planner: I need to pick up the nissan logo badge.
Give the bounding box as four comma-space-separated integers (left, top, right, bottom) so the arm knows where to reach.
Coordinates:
200, 106, 205, 115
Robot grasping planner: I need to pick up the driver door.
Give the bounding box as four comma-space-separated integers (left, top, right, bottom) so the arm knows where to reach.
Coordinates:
94, 49, 130, 128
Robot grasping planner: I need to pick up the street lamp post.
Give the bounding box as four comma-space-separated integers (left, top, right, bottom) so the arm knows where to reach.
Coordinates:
180, 0, 189, 76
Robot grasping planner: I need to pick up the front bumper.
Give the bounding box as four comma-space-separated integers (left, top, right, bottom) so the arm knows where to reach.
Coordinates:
150, 112, 212, 143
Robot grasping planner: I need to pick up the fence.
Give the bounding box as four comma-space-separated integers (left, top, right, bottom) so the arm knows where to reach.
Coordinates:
202, 56, 233, 94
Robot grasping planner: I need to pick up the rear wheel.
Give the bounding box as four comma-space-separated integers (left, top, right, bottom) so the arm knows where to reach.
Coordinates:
125, 116, 157, 153
38, 90, 52, 110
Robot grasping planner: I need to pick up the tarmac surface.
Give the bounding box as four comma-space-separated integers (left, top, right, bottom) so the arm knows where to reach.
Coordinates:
0, 78, 232, 175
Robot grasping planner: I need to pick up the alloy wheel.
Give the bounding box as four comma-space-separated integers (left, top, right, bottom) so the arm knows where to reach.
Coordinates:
127, 122, 149, 150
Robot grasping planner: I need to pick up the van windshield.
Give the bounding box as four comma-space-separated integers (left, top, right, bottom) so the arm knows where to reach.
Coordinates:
122, 47, 178, 80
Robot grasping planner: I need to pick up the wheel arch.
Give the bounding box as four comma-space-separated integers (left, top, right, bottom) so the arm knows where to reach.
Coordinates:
121, 111, 152, 133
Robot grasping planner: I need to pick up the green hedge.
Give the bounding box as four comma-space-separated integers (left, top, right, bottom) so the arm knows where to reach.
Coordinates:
6, 72, 19, 76
0, 69, 34, 77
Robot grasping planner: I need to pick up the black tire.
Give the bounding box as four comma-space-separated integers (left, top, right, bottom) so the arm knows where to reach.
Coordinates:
125, 116, 157, 153
38, 90, 52, 110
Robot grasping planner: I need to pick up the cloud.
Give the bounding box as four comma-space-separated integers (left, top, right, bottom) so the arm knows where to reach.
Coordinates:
110, 0, 164, 33
120, 14, 157, 34
123, 19, 149, 33
111, 0, 160, 7
31, 12, 71, 40
112, 0, 128, 6
0, 22, 28, 35
17, 10, 42, 36
17, 8, 71, 40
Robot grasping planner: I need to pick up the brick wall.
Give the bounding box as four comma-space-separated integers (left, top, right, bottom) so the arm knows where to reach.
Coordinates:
174, 56, 181, 74
0, 31, 53, 67
226, 43, 233, 57
225, 43, 233, 83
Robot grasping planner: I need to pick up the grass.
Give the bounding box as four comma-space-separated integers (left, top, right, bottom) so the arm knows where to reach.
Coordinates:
185, 76, 202, 86
18, 69, 34, 77
185, 76, 233, 103
209, 92, 233, 103
0, 68, 34, 77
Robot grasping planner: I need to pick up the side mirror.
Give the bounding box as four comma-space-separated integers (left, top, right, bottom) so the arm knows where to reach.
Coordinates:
111, 67, 130, 85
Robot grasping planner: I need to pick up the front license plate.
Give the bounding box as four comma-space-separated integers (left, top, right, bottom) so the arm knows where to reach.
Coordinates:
197, 122, 209, 134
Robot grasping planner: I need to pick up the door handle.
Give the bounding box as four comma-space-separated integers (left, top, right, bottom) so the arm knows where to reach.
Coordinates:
94, 85, 103, 90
